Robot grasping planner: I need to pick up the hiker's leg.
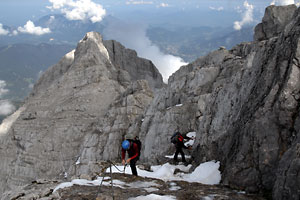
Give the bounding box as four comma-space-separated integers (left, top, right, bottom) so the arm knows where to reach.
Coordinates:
130, 158, 138, 176
179, 148, 186, 162
174, 146, 180, 161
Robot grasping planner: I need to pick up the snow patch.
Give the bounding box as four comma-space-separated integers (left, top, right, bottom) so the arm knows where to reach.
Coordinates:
169, 182, 181, 191
128, 194, 176, 200
107, 161, 221, 185
183, 161, 221, 185
165, 154, 192, 159
127, 181, 160, 192
75, 157, 81, 165
53, 161, 221, 194
184, 131, 196, 147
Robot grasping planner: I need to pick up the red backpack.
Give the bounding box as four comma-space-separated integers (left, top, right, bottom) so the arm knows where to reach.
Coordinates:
171, 132, 184, 144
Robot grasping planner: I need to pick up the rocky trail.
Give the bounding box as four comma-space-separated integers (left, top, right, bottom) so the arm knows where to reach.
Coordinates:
8, 161, 266, 200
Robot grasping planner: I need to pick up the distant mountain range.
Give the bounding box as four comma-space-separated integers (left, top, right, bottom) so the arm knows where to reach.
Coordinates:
147, 25, 254, 62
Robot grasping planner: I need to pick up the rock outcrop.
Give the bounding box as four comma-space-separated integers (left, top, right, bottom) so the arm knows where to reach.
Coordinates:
254, 5, 297, 41
0, 5, 299, 200
0, 32, 163, 197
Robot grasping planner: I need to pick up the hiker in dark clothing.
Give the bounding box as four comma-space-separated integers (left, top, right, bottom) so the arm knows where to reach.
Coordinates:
172, 131, 193, 163
122, 139, 140, 176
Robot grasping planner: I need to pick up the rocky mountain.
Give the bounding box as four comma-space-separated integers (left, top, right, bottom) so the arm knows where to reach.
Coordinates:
0, 43, 74, 101
0, 4, 299, 200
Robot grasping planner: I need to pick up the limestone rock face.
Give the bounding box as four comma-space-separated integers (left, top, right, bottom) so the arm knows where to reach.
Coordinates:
135, 5, 300, 200
0, 32, 163, 197
254, 5, 297, 41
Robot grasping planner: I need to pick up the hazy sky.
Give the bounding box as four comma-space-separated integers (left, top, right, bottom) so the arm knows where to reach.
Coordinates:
0, 0, 284, 26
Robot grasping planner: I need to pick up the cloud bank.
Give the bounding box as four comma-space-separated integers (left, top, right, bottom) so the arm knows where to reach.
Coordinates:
158, 3, 170, 7
48, 0, 106, 23
209, 6, 224, 11
126, 0, 154, 5
0, 80, 8, 97
271, 0, 297, 5
0, 80, 15, 116
0, 101, 15, 116
233, 1, 254, 30
104, 21, 187, 82
0, 24, 9, 35
18, 20, 51, 35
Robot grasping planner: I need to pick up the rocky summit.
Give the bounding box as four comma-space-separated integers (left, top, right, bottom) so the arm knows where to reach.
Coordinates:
0, 5, 299, 200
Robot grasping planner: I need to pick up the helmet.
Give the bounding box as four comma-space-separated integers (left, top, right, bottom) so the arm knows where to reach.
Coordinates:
122, 140, 130, 150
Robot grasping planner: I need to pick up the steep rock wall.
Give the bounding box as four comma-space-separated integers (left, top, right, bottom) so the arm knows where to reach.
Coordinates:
136, 5, 300, 199
0, 32, 163, 196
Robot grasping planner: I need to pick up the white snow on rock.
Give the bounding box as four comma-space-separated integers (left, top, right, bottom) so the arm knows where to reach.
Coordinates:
183, 161, 221, 185
53, 161, 221, 195
165, 154, 192, 159
184, 131, 196, 147
107, 161, 221, 184
128, 194, 177, 200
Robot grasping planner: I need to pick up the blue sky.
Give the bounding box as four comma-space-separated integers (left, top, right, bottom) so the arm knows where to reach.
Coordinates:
0, 0, 278, 26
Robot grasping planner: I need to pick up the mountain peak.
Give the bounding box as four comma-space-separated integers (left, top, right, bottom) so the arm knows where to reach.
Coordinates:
254, 4, 297, 41
75, 31, 110, 64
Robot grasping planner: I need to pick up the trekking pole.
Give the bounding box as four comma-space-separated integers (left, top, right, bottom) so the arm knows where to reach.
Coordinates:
109, 163, 114, 200
123, 163, 127, 175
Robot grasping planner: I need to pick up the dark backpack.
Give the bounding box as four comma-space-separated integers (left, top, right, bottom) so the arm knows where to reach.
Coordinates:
171, 132, 184, 144
128, 137, 142, 160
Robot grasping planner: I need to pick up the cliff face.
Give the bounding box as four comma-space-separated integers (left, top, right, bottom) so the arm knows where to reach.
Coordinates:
0, 32, 163, 196
135, 5, 300, 199
0, 5, 299, 200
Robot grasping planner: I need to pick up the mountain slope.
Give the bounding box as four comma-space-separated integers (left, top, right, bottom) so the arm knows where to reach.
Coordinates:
0, 5, 299, 200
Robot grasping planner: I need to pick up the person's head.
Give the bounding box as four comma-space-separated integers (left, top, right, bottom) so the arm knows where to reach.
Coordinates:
122, 140, 130, 150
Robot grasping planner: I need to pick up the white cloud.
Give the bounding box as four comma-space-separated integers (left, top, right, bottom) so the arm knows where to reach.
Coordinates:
233, 1, 254, 30
0, 23, 9, 35
48, 0, 106, 23
0, 80, 8, 97
126, 0, 153, 5
209, 6, 224, 11
158, 3, 170, 7
49, 15, 55, 23
104, 22, 187, 82
0, 80, 15, 117
18, 20, 51, 35
12, 30, 18, 36
270, 0, 297, 5
0, 100, 15, 116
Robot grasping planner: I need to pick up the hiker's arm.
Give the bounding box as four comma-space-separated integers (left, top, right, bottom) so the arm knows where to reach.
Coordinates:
122, 149, 126, 164
127, 143, 139, 162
